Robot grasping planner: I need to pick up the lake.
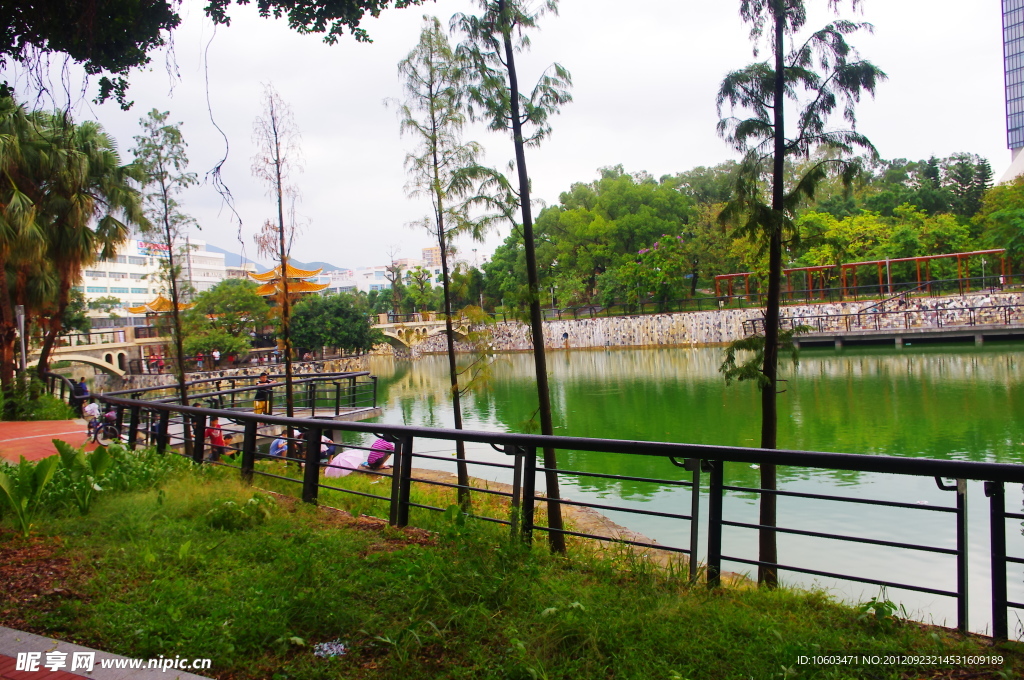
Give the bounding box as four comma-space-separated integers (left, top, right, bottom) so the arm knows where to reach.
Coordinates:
354, 344, 1024, 636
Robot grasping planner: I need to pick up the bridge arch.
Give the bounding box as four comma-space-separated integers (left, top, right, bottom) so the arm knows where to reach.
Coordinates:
28, 354, 126, 377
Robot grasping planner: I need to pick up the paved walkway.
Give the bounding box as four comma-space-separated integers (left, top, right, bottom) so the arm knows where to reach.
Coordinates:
0, 628, 213, 679
0, 421, 96, 464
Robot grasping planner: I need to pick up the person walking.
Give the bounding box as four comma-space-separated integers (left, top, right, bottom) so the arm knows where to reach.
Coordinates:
72, 377, 90, 416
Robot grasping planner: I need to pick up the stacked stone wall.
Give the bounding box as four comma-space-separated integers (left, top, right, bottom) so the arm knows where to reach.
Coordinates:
405, 292, 1023, 357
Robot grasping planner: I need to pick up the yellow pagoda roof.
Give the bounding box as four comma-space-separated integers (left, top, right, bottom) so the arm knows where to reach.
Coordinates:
255, 280, 330, 296
249, 263, 324, 281
125, 295, 193, 314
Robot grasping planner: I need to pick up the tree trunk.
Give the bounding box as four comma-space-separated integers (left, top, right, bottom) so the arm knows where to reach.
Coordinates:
36, 272, 73, 378
433, 145, 470, 509
500, 0, 565, 553
758, 0, 786, 588
0, 257, 18, 395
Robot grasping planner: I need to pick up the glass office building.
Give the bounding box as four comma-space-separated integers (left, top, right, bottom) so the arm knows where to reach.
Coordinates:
1005, 0, 1024, 149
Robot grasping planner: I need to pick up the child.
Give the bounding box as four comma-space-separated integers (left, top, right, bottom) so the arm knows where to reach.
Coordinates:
205, 416, 225, 462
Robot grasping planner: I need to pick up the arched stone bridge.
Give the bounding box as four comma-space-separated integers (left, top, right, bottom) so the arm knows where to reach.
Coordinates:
374, 320, 469, 349
26, 329, 153, 377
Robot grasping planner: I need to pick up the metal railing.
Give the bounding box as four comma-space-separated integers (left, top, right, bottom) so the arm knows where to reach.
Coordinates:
103, 371, 378, 417
742, 303, 1024, 336
93, 395, 1024, 639
517, 275, 1019, 322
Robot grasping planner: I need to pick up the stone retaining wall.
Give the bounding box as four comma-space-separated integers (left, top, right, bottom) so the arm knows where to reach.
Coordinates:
404, 292, 1023, 356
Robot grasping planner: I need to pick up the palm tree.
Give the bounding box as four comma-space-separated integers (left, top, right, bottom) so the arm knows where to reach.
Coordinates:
34, 114, 147, 376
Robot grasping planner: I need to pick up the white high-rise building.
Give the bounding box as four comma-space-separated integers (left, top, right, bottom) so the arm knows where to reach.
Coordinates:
75, 238, 227, 325
1002, 0, 1024, 181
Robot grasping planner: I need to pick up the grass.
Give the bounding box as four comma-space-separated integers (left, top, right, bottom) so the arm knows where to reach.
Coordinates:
1, 455, 1020, 679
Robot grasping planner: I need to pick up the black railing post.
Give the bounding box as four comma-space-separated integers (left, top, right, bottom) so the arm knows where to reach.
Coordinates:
157, 409, 169, 454
936, 476, 969, 632
986, 480, 1008, 639
689, 459, 702, 583
956, 479, 968, 632
302, 426, 322, 504
510, 446, 524, 540
349, 376, 357, 408
192, 413, 207, 464
127, 405, 140, 451
230, 379, 237, 408
707, 459, 724, 588
395, 435, 414, 528
372, 376, 378, 407
240, 419, 257, 485
388, 437, 405, 527
521, 446, 537, 545
334, 382, 342, 416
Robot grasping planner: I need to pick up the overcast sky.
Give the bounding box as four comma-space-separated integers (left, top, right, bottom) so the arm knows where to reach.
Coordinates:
4, 0, 1008, 270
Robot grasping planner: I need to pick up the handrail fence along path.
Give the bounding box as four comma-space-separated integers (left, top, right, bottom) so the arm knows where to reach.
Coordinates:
742, 303, 1024, 336
92, 391, 1024, 640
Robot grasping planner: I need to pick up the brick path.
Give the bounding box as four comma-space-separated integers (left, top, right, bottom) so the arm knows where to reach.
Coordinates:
0, 421, 96, 464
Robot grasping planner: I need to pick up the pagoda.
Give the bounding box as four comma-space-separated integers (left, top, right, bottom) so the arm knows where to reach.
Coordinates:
125, 294, 193, 315
249, 263, 329, 298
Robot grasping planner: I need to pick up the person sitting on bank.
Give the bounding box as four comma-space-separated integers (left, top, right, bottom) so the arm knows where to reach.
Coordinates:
365, 438, 395, 470
269, 429, 293, 458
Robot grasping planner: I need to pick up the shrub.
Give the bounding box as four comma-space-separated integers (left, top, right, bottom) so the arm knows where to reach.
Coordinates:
205, 494, 273, 531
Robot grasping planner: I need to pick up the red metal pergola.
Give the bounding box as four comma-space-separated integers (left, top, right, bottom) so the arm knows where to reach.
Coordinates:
713, 249, 1008, 299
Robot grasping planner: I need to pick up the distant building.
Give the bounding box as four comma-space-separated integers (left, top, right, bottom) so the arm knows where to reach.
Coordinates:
1002, 0, 1024, 181
75, 238, 226, 327
422, 246, 442, 267
226, 262, 258, 280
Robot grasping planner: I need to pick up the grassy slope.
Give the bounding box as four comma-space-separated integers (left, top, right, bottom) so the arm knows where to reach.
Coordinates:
3, 465, 1016, 680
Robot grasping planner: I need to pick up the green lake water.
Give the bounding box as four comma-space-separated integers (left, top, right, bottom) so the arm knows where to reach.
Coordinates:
357, 344, 1024, 636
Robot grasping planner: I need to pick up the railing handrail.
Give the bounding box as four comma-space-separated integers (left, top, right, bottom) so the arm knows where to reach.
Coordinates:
742, 302, 1024, 335
103, 370, 372, 398
96, 394, 1024, 484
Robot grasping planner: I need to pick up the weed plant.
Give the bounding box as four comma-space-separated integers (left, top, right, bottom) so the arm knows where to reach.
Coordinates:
0, 378, 75, 421
11, 470, 1017, 680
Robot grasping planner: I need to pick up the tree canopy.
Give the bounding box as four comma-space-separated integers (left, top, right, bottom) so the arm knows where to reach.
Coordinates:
2, 0, 425, 107
290, 293, 381, 356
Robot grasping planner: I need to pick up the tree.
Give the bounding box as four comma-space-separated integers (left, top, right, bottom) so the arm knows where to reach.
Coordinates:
291, 293, 382, 356
975, 176, 1024, 270
3, 0, 425, 108
405, 266, 434, 312
454, 0, 572, 551
131, 109, 197, 407
35, 115, 146, 376
181, 279, 270, 357
396, 16, 505, 506
252, 83, 302, 421
717, 0, 884, 586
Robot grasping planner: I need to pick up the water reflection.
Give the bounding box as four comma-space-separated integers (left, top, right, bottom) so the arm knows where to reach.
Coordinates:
364, 345, 1024, 634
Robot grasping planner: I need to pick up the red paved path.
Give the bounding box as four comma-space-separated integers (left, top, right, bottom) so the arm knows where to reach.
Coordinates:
0, 421, 97, 463
0, 654, 86, 679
